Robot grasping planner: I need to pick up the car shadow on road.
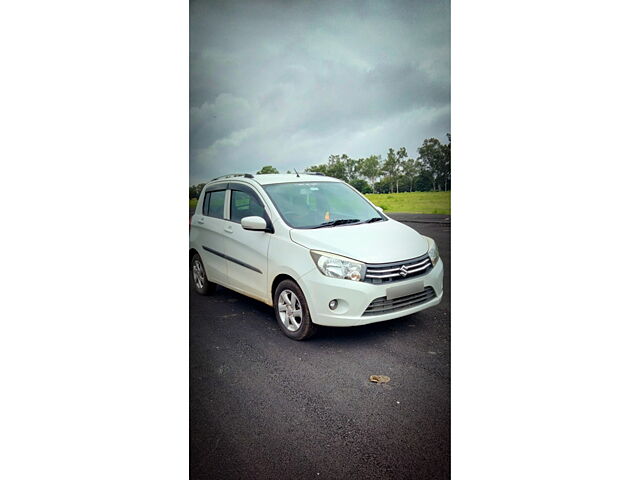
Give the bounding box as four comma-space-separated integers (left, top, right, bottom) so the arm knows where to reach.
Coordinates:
201, 284, 424, 344
312, 315, 420, 343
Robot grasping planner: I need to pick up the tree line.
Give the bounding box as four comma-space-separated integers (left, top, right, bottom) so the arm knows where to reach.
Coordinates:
189, 135, 450, 198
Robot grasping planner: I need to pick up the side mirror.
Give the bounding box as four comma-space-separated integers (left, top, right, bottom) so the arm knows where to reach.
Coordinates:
375, 206, 384, 212
241, 216, 268, 231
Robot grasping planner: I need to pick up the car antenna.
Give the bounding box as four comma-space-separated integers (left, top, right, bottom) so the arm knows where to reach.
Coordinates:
294, 168, 300, 178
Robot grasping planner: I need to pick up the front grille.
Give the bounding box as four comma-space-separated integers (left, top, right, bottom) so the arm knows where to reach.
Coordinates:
364, 253, 433, 284
362, 286, 437, 316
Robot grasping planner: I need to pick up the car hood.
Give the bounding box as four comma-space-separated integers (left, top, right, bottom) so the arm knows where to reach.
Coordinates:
289, 218, 428, 264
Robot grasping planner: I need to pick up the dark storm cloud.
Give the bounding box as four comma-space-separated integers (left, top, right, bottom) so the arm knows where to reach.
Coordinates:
190, 0, 450, 183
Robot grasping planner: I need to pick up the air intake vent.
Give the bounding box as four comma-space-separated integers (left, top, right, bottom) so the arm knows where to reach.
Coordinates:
362, 287, 437, 316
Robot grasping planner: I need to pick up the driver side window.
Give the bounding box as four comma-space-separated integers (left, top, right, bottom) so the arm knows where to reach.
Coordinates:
230, 189, 266, 223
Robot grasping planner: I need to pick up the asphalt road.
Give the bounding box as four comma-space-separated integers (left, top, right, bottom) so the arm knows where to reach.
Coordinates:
190, 214, 451, 479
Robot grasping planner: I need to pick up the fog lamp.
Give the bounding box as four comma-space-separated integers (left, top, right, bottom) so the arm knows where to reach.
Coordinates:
329, 299, 338, 310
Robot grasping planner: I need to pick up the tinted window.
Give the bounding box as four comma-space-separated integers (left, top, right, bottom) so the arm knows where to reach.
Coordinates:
204, 190, 225, 219
231, 190, 266, 222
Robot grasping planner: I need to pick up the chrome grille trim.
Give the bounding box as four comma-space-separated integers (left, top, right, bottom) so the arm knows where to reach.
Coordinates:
368, 258, 430, 275
362, 287, 437, 316
364, 252, 433, 284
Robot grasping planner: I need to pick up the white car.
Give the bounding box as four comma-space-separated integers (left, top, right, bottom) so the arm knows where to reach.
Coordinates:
189, 173, 444, 340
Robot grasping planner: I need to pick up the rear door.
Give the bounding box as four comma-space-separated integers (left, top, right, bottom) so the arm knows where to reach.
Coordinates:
193, 183, 229, 284
223, 183, 273, 301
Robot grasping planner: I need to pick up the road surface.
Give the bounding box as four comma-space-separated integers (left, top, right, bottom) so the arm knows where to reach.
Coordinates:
190, 214, 451, 479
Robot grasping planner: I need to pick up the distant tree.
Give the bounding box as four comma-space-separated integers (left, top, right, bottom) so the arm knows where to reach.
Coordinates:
344, 156, 359, 182
374, 177, 394, 194
443, 133, 451, 191
349, 178, 372, 194
358, 155, 381, 192
286, 170, 292, 174
189, 183, 206, 199
402, 157, 419, 192
308, 154, 349, 180
325, 154, 348, 181
297, 134, 450, 193
306, 164, 328, 175
257, 165, 279, 174
418, 138, 447, 191
414, 174, 433, 192
382, 148, 401, 193
395, 147, 408, 193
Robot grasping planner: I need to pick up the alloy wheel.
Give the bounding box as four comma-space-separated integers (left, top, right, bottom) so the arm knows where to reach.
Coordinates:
277, 289, 303, 331
192, 258, 205, 289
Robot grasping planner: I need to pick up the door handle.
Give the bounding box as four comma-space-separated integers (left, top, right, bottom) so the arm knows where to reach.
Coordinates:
224, 226, 233, 233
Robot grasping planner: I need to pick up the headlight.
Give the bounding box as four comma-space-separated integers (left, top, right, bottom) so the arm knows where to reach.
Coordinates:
310, 250, 365, 281
427, 239, 440, 265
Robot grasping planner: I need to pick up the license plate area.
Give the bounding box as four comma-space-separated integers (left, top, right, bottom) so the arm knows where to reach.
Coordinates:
385, 281, 423, 300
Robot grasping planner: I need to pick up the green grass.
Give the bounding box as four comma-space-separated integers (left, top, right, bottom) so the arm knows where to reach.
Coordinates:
365, 191, 450, 214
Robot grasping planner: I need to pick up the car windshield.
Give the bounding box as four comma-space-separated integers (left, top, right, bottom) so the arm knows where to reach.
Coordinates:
262, 181, 384, 229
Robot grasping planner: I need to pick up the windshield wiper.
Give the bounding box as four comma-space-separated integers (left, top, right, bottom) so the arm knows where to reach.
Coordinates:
364, 217, 383, 223
310, 218, 361, 229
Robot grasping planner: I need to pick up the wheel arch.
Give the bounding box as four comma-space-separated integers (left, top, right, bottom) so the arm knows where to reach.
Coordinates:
190, 247, 210, 276
271, 273, 297, 302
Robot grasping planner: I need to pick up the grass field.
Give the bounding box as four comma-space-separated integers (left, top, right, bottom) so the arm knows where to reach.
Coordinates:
365, 191, 450, 214
190, 191, 450, 214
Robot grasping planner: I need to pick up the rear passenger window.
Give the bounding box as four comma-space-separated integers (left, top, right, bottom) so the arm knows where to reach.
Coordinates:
231, 190, 266, 222
204, 190, 225, 219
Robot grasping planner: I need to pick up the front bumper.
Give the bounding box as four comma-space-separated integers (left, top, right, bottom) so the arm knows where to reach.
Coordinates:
300, 259, 444, 327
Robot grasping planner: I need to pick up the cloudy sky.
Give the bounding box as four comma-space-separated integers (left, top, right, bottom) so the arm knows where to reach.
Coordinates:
190, 0, 450, 184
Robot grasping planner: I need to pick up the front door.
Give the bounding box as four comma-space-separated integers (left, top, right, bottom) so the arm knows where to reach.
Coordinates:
223, 184, 272, 301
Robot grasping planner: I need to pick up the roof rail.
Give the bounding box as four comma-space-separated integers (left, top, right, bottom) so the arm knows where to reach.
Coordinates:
211, 173, 255, 181
304, 172, 325, 176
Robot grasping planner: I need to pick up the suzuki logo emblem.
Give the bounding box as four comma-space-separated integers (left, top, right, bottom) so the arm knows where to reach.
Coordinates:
399, 265, 408, 277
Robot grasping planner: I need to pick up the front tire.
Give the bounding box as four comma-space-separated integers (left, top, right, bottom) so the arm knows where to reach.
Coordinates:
191, 253, 215, 295
273, 280, 316, 340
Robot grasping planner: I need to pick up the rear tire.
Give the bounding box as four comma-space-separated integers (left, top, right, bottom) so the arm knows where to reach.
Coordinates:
273, 280, 316, 340
191, 253, 215, 295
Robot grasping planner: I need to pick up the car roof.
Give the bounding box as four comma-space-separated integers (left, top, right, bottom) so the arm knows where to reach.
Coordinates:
251, 174, 340, 185
206, 173, 341, 188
